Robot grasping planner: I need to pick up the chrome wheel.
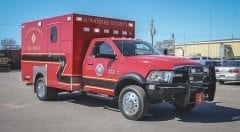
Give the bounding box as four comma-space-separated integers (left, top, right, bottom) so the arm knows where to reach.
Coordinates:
119, 85, 148, 120
122, 91, 140, 116
37, 80, 45, 98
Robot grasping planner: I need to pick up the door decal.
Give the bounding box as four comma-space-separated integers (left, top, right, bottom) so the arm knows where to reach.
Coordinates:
95, 63, 104, 76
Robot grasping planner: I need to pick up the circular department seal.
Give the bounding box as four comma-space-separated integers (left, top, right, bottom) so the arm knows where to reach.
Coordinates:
95, 63, 104, 76
32, 34, 36, 43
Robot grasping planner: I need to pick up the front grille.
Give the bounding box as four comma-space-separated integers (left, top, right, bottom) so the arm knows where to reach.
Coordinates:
190, 76, 203, 82
189, 66, 204, 74
172, 65, 207, 84
172, 69, 188, 83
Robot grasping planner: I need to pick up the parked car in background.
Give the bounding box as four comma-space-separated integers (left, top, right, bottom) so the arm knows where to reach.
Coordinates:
205, 60, 222, 67
215, 60, 240, 84
0, 56, 11, 72
212, 57, 221, 60
188, 56, 213, 65
212, 57, 226, 66
227, 56, 240, 60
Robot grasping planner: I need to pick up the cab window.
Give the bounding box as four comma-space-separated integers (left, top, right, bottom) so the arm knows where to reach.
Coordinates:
92, 41, 115, 58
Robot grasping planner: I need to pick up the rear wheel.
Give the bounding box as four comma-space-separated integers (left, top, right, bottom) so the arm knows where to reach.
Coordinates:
219, 81, 225, 84
118, 85, 148, 120
173, 103, 196, 112
35, 77, 58, 101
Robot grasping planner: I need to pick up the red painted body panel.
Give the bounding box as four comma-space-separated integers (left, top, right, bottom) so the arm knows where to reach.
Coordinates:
82, 39, 198, 91
21, 13, 198, 95
21, 14, 135, 92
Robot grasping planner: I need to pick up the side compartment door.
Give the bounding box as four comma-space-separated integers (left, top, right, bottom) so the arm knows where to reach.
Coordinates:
47, 23, 61, 86
83, 41, 119, 96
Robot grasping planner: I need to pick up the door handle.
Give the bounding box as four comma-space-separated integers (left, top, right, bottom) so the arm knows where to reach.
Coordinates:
87, 62, 93, 65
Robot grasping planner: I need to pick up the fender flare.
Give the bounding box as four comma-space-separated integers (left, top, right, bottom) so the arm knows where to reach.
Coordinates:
115, 72, 146, 95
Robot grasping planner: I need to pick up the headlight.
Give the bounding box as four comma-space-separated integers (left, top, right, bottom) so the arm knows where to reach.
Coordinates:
146, 71, 174, 83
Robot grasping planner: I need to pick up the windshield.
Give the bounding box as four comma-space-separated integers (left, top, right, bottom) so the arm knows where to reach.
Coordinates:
114, 40, 162, 56
222, 61, 240, 67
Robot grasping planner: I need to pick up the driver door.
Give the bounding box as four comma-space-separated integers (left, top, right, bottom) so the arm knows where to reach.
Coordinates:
83, 41, 119, 96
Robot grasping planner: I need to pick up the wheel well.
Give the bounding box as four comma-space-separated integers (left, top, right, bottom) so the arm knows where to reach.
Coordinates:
34, 73, 44, 92
115, 79, 144, 97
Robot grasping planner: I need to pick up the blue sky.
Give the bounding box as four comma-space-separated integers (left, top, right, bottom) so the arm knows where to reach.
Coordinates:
0, 0, 240, 45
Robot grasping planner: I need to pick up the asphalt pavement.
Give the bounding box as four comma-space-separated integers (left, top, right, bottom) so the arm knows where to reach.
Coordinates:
0, 71, 240, 132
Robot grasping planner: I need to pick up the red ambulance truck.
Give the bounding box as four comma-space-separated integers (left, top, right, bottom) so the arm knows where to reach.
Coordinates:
21, 14, 216, 120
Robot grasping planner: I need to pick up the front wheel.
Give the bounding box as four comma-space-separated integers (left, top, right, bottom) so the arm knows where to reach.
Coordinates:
173, 103, 196, 112
35, 77, 58, 101
118, 85, 148, 120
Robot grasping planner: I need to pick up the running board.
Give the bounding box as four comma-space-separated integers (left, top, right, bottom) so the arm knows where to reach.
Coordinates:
86, 92, 115, 101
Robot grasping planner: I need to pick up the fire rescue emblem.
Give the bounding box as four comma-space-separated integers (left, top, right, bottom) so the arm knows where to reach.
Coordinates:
32, 34, 36, 43
95, 63, 104, 76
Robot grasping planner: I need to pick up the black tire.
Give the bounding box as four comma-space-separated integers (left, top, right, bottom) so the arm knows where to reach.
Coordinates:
35, 77, 58, 101
118, 85, 148, 120
173, 103, 196, 112
219, 81, 225, 84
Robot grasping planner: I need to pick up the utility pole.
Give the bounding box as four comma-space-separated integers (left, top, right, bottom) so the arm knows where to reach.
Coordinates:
149, 19, 156, 45
208, 9, 212, 57
171, 34, 175, 44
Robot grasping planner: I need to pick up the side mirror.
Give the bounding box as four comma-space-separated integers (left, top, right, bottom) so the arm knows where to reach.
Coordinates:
163, 48, 168, 55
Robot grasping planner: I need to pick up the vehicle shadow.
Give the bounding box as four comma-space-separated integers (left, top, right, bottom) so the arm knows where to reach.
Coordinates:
145, 102, 240, 123
57, 92, 119, 110
57, 92, 240, 123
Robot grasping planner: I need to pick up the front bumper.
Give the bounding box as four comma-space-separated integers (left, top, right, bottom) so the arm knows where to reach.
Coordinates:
145, 65, 216, 106
146, 83, 209, 103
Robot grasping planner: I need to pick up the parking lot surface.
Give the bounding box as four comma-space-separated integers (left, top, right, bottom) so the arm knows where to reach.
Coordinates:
0, 71, 240, 132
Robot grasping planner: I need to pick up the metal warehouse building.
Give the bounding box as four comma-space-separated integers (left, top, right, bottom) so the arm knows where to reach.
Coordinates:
174, 38, 240, 58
